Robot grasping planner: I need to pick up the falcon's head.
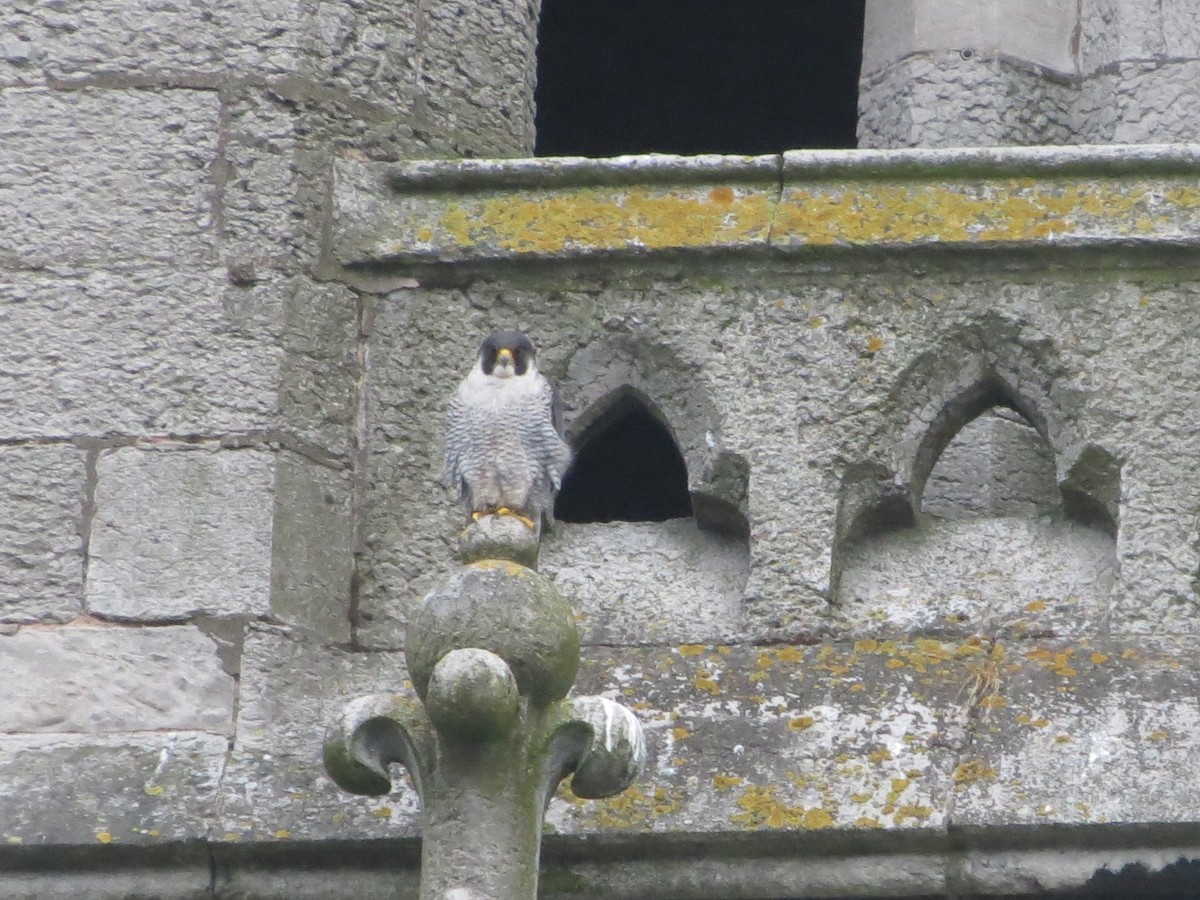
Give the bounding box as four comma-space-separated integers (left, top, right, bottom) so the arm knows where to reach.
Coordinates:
476, 331, 538, 380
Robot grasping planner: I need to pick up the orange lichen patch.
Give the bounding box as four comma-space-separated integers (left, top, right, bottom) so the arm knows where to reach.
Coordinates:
417, 186, 774, 258
1023, 600, 1048, 612
1025, 646, 1079, 677
671, 726, 692, 741
1148, 729, 1170, 741
978, 694, 1008, 709
585, 784, 684, 829
691, 671, 721, 695
1090, 651, 1110, 665
773, 177, 1200, 249
274, 829, 292, 839
1055, 735, 1072, 744
867, 747, 894, 764
713, 774, 745, 791
808, 315, 824, 328
855, 816, 884, 829
1016, 713, 1050, 728
775, 646, 805, 664
731, 785, 835, 830
953, 759, 997, 784
865, 336, 885, 354
850, 791, 873, 804
95, 831, 114, 844
677, 644, 707, 657
893, 803, 934, 824
787, 715, 816, 732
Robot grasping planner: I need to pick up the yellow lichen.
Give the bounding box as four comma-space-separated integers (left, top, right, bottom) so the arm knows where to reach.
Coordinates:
787, 715, 816, 732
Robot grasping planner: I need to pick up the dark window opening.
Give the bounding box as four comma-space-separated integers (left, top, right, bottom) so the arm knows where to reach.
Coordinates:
555, 403, 692, 524
535, 0, 865, 157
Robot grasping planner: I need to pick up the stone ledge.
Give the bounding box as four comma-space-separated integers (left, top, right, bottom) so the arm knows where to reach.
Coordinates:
3, 832, 1200, 898
331, 145, 1200, 268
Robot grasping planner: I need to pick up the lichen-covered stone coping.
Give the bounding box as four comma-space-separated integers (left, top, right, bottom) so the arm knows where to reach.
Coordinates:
330, 144, 1200, 267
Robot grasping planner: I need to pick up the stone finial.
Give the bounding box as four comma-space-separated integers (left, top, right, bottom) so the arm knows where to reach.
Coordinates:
324, 557, 645, 900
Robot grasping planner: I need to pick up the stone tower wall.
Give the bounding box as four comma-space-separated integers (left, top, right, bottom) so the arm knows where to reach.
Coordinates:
859, 0, 1200, 147
4, 2, 1200, 897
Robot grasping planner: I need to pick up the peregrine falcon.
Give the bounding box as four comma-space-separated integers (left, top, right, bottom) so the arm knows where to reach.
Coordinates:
441, 331, 572, 530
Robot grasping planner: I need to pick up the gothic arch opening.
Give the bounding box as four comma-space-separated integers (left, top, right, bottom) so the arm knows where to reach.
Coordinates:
835, 369, 1119, 631
534, 0, 865, 157
554, 389, 692, 524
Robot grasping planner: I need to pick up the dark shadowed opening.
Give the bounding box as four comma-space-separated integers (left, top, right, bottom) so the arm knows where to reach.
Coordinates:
555, 405, 692, 523
535, 0, 865, 157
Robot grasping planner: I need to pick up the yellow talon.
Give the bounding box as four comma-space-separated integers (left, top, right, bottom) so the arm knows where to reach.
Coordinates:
495, 507, 536, 530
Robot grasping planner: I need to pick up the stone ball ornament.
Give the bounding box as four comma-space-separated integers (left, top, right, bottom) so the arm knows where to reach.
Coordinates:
406, 560, 580, 707
424, 647, 520, 741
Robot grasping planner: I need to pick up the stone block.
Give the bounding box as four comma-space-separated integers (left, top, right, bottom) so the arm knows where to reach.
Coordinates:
862, 0, 1077, 76
0, 731, 227, 847
0, 88, 218, 268
0, 0, 305, 85
0, 625, 233, 734
330, 156, 777, 268
548, 642, 970, 838
0, 444, 85, 623
0, 268, 282, 439
1076, 61, 1200, 144
87, 447, 275, 620
541, 520, 748, 646
418, 0, 539, 155
217, 624, 418, 842
950, 636, 1200, 828
270, 452, 353, 643
275, 275, 358, 455
837, 517, 1118, 637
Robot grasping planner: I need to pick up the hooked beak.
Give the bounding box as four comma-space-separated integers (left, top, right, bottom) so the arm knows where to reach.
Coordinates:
497, 348, 514, 366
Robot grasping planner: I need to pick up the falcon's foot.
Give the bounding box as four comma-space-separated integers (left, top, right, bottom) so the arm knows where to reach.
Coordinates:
495, 507, 536, 530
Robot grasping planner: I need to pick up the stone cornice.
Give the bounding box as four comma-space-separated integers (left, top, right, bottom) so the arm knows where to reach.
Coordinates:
330, 144, 1200, 270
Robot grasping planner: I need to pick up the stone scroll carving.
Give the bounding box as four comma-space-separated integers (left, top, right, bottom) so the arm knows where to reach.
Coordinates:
324, 520, 645, 900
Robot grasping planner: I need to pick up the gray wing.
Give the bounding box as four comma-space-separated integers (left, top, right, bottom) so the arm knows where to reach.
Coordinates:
440, 389, 470, 508
533, 375, 573, 490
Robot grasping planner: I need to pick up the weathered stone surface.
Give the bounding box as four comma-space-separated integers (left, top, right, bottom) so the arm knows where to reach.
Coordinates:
1076, 61, 1200, 144
951, 636, 1200, 828
861, 0, 1077, 77
87, 447, 275, 620
0, 445, 85, 623
541, 520, 748, 646
356, 240, 1200, 644
217, 625, 419, 843
0, 626, 233, 734
0, 0, 304, 85
837, 517, 1117, 637
924, 409, 1059, 520
0, 732, 227, 848
270, 452, 353, 643
549, 642, 970, 836
0, 268, 282, 439
330, 156, 777, 267
0, 88, 217, 268
276, 275, 358, 455
418, 0, 540, 156
858, 54, 1075, 148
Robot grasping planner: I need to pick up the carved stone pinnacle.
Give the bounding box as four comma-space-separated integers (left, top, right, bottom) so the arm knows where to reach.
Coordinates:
325, 554, 645, 900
